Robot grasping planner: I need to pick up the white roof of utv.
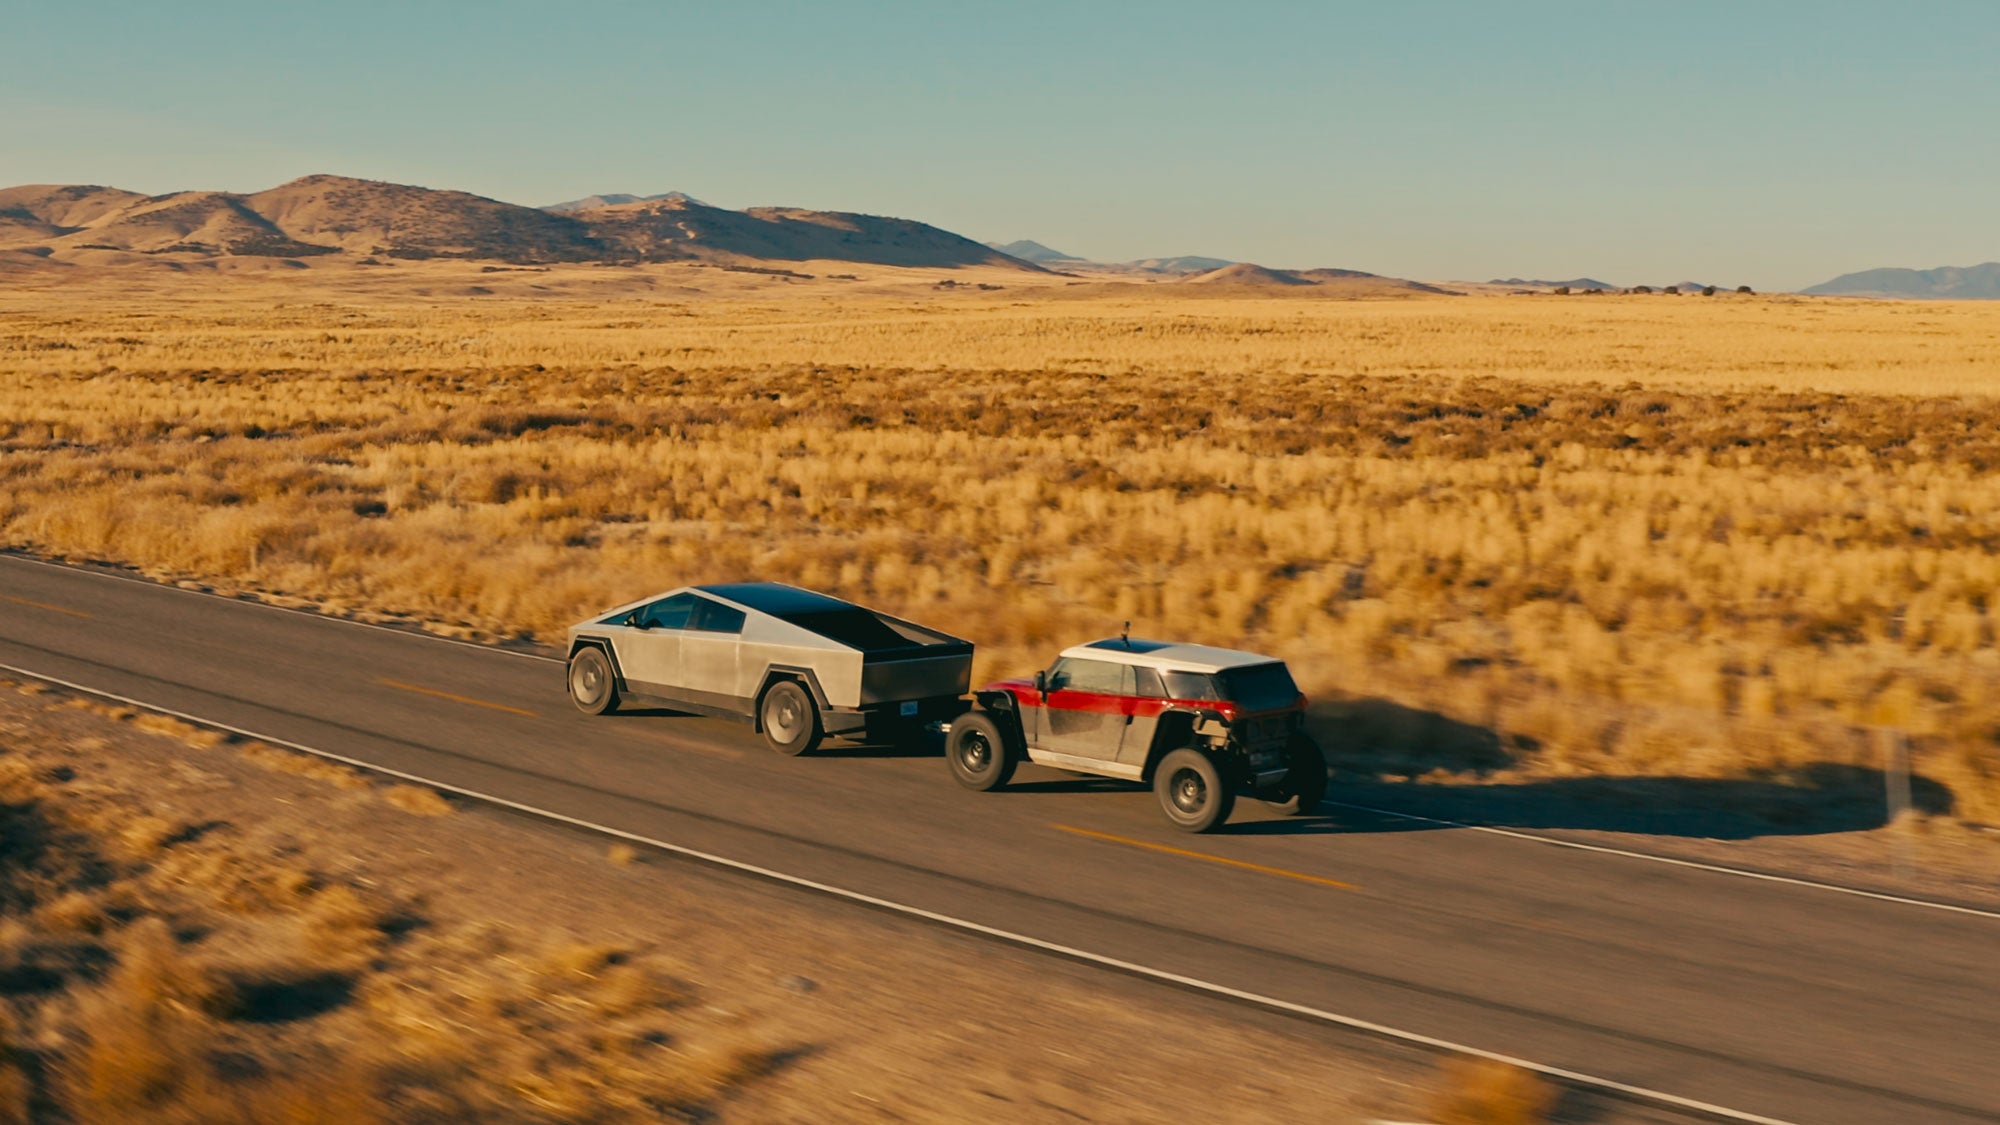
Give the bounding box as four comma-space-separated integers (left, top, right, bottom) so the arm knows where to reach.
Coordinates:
1058, 638, 1281, 674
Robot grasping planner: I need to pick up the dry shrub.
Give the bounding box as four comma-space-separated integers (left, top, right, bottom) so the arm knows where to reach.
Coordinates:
64, 918, 210, 1114
1428, 1057, 1556, 1125
381, 784, 452, 816
606, 842, 638, 866
238, 741, 371, 789
0, 1015, 27, 1125
131, 713, 224, 750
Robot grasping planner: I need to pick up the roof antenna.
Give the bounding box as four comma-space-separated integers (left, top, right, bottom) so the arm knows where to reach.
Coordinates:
1121, 621, 1131, 649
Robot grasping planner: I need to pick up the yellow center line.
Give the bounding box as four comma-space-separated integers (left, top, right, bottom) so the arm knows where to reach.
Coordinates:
1053, 823, 1358, 890
1, 593, 93, 619
378, 678, 537, 718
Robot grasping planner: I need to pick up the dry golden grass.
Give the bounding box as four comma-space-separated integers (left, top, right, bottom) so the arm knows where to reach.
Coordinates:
1428, 1058, 1556, 1125
5, 286, 2000, 823
0, 689, 786, 1122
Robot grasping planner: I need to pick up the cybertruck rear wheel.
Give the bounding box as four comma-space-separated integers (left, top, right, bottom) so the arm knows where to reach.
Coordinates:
760, 680, 823, 756
1155, 748, 1233, 833
947, 711, 1016, 791
1261, 733, 1327, 816
568, 647, 619, 716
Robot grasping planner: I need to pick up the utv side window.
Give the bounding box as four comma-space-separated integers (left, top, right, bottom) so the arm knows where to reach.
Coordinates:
1048, 657, 1127, 695
633, 592, 698, 630
689, 597, 746, 634
1132, 666, 1166, 698
1160, 670, 1221, 701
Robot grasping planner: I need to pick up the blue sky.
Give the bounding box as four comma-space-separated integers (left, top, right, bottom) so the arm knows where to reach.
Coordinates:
3, 1, 1995, 289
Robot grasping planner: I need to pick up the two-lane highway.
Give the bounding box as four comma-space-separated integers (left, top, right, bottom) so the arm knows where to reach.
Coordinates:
2, 553, 1995, 1124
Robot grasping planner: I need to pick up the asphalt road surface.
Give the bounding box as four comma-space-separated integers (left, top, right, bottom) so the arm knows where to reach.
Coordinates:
3, 553, 1995, 1125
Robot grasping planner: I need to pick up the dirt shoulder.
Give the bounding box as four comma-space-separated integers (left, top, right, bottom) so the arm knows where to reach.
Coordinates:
0, 674, 1457, 1123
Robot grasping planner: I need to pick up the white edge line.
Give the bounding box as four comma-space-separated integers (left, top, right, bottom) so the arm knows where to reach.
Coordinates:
0, 658, 1799, 1125
7, 550, 1987, 922
1326, 801, 2000, 922
0, 553, 561, 664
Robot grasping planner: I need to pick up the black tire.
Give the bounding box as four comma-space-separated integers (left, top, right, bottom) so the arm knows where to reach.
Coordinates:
759, 679, 823, 756
568, 647, 619, 715
1154, 748, 1234, 832
1261, 733, 1328, 815
947, 711, 1016, 791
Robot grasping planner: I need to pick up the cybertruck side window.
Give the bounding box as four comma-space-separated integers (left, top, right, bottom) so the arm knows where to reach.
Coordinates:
689, 597, 746, 634
635, 593, 698, 630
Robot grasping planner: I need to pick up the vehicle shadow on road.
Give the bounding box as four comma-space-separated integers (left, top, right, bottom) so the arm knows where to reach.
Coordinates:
812, 738, 941, 760
1301, 696, 1954, 841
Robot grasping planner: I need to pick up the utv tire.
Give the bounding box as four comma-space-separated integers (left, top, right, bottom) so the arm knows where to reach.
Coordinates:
947, 711, 1016, 791
1261, 733, 1328, 816
568, 647, 619, 715
760, 680, 823, 756
1155, 748, 1234, 833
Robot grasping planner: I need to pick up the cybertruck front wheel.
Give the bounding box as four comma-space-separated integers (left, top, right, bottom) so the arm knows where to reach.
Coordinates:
1155, 748, 1234, 833
568, 647, 619, 715
760, 680, 823, 756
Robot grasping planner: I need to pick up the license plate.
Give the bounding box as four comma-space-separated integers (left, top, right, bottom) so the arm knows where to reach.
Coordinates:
900, 701, 919, 718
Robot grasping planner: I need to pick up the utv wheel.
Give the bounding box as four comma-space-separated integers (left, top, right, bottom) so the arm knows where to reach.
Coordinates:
568, 647, 619, 715
760, 680, 823, 756
1155, 748, 1234, 833
1261, 733, 1328, 816
947, 711, 1016, 791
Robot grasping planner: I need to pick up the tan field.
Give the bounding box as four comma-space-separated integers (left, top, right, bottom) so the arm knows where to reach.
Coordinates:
5, 269, 2000, 824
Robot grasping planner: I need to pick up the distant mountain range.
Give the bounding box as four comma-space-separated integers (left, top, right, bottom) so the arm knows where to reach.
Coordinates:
0, 175, 1040, 271
1489, 277, 1618, 290
982, 241, 1236, 275
1800, 262, 2000, 299
984, 239, 1080, 263
543, 191, 705, 212
1186, 262, 1450, 294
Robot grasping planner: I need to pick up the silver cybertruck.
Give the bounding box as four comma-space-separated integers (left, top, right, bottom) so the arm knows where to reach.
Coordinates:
564, 582, 973, 755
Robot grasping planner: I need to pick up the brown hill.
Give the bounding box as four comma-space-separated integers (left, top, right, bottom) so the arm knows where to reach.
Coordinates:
0, 174, 1044, 271
574, 197, 1036, 269
1186, 262, 1314, 286
0, 184, 148, 230
243, 175, 606, 260
1185, 261, 1450, 295
42, 191, 338, 256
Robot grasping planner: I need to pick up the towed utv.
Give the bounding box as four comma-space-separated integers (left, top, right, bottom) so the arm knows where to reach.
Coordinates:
940, 637, 1326, 832
565, 583, 973, 755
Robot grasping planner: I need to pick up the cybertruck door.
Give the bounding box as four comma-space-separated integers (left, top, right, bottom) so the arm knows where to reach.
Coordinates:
1039, 658, 1132, 762
675, 597, 749, 713
612, 593, 697, 695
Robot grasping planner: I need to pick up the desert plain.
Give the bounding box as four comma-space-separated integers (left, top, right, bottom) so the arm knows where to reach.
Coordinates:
5, 263, 1999, 820
4, 258, 2000, 1120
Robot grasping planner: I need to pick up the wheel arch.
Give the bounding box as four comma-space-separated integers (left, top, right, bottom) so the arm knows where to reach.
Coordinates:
971, 690, 1025, 752
1141, 707, 1205, 782
567, 636, 625, 686
755, 665, 832, 731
